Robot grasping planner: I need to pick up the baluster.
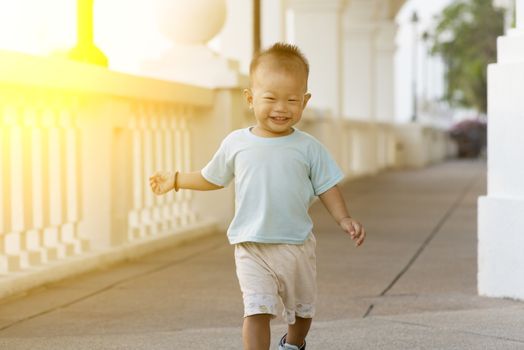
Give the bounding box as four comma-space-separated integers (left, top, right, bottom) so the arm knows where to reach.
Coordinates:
41, 106, 59, 261
174, 111, 183, 227
19, 103, 43, 267
141, 105, 154, 237
183, 112, 197, 224
0, 105, 5, 270
128, 108, 141, 240
65, 98, 89, 253
5, 103, 24, 270
151, 105, 163, 235
180, 114, 191, 226
0, 103, 20, 272
56, 102, 77, 257
160, 106, 173, 232
30, 116, 44, 260
168, 108, 179, 229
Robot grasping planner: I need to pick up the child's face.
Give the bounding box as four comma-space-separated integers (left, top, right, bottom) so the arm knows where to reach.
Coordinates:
244, 62, 311, 137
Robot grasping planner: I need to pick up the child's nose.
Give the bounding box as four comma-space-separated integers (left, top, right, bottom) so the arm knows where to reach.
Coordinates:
274, 101, 288, 113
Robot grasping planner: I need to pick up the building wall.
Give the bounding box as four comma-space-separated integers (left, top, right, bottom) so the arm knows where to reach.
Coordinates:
478, 0, 524, 300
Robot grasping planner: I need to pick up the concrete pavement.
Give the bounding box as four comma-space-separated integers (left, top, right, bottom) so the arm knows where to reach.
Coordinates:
0, 160, 522, 349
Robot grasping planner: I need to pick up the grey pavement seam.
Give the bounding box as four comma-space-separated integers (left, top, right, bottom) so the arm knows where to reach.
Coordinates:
362, 304, 374, 318
362, 172, 482, 318
380, 317, 524, 344
378, 172, 480, 297
0, 240, 225, 333
457, 330, 524, 345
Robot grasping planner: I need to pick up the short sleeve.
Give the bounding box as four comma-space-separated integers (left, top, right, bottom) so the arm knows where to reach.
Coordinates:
309, 141, 344, 195
201, 138, 235, 187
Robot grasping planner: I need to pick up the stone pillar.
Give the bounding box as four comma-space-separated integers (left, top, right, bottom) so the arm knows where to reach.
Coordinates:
341, 0, 391, 122
518, 0, 524, 30
287, 0, 344, 117
342, 20, 375, 120
374, 21, 397, 122
216, 0, 254, 74
261, 0, 287, 48
478, 0, 524, 300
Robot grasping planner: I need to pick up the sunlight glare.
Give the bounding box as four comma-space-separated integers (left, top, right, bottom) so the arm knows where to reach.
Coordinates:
0, 0, 76, 55
94, 0, 170, 73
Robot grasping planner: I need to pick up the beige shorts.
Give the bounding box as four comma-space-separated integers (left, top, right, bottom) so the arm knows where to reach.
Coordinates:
234, 234, 317, 325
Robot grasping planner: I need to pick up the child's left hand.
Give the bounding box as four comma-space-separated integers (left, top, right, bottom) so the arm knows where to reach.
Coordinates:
340, 217, 366, 247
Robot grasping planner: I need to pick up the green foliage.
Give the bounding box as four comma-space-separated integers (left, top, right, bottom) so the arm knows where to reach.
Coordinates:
430, 0, 505, 114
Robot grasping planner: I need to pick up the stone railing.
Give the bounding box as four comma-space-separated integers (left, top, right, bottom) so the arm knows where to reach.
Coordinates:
0, 50, 453, 300
297, 110, 454, 179
0, 50, 230, 298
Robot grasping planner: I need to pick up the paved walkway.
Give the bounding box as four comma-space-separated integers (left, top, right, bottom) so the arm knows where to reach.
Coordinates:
0, 160, 522, 349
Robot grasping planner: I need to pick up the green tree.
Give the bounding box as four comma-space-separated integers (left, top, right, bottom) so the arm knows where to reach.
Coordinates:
430, 0, 505, 114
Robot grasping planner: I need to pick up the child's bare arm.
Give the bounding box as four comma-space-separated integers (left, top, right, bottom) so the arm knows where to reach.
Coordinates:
319, 185, 365, 246
178, 171, 224, 191
149, 171, 223, 195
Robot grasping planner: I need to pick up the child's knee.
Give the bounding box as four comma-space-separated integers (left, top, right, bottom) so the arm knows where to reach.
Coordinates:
245, 313, 273, 321
243, 313, 273, 329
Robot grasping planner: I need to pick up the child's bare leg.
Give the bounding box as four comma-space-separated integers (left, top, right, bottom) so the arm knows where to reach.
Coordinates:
243, 314, 272, 350
286, 316, 312, 347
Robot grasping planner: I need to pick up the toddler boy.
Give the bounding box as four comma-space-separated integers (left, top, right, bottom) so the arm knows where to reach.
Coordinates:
150, 42, 365, 350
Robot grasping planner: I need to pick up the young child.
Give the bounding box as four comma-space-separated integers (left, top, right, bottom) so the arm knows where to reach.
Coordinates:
149, 43, 365, 350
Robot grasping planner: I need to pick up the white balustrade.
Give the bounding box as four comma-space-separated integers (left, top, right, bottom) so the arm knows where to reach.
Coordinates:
0, 91, 87, 272
0, 48, 452, 299
0, 50, 217, 286
127, 103, 196, 241
297, 113, 404, 180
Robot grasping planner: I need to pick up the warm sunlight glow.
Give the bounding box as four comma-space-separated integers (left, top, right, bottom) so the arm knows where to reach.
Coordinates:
94, 0, 170, 72
0, 0, 169, 72
0, 0, 76, 55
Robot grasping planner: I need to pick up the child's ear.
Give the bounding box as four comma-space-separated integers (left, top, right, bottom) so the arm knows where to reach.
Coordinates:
302, 93, 312, 109
243, 89, 253, 108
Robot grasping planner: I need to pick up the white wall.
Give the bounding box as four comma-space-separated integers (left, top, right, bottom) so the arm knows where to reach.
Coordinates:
478, 0, 524, 301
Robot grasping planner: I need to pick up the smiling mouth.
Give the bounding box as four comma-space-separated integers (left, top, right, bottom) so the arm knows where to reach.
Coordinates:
270, 117, 290, 123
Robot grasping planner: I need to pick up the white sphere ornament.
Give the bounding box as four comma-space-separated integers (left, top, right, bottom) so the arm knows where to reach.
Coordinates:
155, 0, 227, 45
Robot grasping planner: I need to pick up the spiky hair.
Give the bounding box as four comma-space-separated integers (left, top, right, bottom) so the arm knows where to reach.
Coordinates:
249, 42, 309, 87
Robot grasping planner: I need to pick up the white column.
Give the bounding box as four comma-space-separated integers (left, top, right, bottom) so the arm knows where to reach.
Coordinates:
374, 21, 397, 122
518, 0, 524, 30
216, 0, 254, 74
342, 21, 375, 120
341, 0, 391, 122
497, 0, 524, 63
261, 0, 286, 49
478, 0, 524, 300
287, 0, 344, 116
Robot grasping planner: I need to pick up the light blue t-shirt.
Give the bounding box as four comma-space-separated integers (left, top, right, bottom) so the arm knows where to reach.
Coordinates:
201, 127, 344, 245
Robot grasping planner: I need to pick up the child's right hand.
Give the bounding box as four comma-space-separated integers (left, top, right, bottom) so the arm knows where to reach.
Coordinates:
149, 171, 175, 195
